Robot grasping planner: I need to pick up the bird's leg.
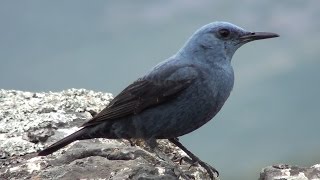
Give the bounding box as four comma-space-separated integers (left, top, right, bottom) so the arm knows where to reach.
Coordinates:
169, 138, 219, 179
170, 137, 195, 165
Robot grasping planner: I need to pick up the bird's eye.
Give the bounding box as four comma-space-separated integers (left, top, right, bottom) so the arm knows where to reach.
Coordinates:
218, 29, 230, 38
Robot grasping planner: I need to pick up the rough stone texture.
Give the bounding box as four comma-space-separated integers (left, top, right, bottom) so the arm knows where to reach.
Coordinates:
0, 89, 218, 180
260, 164, 320, 180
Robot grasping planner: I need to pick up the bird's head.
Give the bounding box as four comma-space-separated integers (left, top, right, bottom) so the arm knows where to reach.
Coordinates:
179, 21, 279, 62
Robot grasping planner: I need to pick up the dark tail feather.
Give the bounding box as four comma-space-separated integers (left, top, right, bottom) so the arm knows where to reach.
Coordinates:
38, 127, 89, 156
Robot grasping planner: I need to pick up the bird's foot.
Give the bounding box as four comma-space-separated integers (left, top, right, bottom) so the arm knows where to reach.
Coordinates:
176, 156, 219, 179
196, 160, 219, 179
168, 138, 219, 179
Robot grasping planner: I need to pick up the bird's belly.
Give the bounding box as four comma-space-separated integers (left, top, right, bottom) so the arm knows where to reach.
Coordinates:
130, 83, 229, 138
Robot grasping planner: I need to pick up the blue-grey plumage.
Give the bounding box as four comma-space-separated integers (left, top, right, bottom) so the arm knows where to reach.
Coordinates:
38, 21, 278, 157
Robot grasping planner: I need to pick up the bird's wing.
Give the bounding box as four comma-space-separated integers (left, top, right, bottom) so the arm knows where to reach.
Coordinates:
81, 78, 194, 127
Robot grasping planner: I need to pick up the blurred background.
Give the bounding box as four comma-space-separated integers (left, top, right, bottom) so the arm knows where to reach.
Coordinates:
1, 1, 319, 179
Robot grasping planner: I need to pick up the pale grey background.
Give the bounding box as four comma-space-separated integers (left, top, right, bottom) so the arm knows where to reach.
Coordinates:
1, 1, 319, 179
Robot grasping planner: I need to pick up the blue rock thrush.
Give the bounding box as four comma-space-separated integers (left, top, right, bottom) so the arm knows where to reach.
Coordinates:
38, 22, 278, 178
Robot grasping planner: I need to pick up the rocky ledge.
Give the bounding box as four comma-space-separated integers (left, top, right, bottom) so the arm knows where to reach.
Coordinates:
259, 164, 320, 180
0, 89, 218, 180
0, 89, 319, 180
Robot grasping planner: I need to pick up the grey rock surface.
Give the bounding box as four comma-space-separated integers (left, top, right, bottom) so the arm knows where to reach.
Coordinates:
260, 164, 320, 180
0, 89, 218, 180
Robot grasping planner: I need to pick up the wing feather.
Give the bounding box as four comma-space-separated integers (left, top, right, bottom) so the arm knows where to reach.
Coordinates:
81, 78, 193, 127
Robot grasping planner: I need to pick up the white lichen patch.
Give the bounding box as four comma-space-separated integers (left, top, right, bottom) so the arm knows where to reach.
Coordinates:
281, 168, 291, 176
0, 137, 38, 156
274, 170, 308, 180
156, 167, 165, 175
9, 166, 20, 172
0, 133, 6, 140
311, 164, 320, 169
26, 157, 42, 173
97, 138, 124, 146
57, 127, 81, 136
9, 156, 43, 174
296, 172, 308, 180
190, 171, 202, 180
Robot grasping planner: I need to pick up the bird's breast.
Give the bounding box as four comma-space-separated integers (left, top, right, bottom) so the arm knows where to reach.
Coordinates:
186, 64, 234, 127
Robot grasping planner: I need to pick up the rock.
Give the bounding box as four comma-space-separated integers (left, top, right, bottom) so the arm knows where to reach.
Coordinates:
259, 164, 320, 180
0, 89, 218, 180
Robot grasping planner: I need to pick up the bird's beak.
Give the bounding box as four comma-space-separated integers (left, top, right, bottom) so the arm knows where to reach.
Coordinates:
239, 32, 279, 43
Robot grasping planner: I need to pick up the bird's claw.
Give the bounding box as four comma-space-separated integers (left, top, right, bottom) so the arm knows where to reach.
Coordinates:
179, 157, 219, 179
197, 160, 219, 179
172, 156, 192, 165
168, 138, 219, 179
176, 156, 192, 167
176, 156, 218, 179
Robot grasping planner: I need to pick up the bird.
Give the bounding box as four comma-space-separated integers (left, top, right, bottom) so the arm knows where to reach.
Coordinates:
38, 21, 278, 179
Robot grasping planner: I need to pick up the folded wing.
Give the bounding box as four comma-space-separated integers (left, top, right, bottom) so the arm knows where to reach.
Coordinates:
82, 78, 194, 127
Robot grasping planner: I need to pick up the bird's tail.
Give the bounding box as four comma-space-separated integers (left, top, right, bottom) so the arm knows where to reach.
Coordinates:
38, 127, 89, 156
